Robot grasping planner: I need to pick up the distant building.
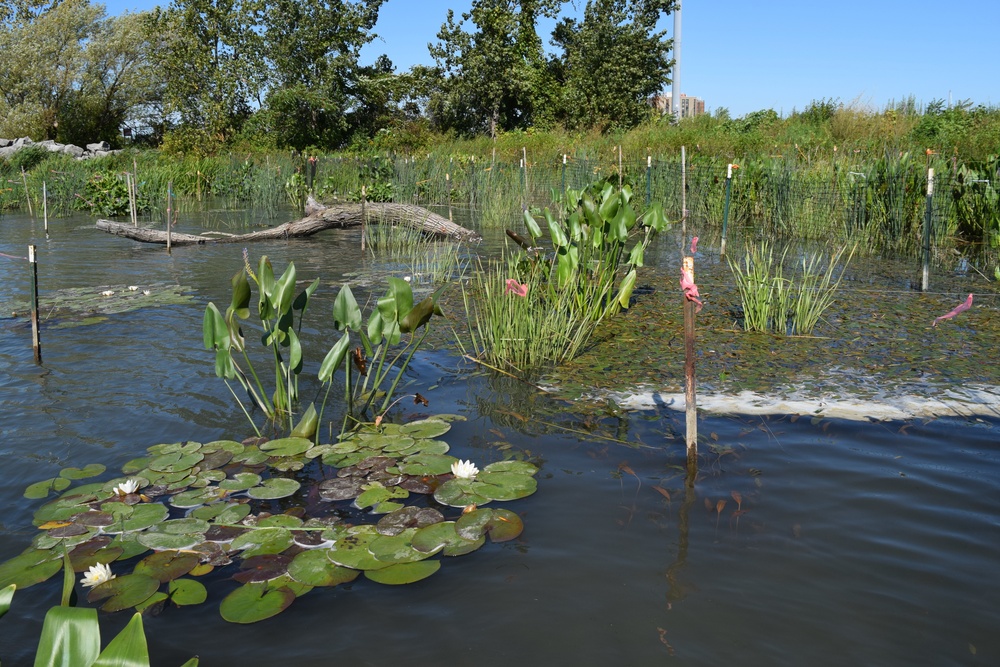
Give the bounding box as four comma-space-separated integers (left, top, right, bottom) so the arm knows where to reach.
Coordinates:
649, 93, 705, 118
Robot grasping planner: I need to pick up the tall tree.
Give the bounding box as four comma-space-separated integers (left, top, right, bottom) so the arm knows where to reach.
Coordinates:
550, 0, 674, 130
427, 0, 562, 137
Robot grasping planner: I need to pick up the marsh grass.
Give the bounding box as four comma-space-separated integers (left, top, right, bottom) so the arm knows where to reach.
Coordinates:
730, 241, 854, 335
365, 216, 465, 284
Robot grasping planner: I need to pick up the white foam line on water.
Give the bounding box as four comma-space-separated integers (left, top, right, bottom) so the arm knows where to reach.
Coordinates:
601, 384, 1000, 421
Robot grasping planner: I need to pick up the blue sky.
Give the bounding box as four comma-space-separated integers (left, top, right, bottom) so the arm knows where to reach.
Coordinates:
101, 0, 998, 117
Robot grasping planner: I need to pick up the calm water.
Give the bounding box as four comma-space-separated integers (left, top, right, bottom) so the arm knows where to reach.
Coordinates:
1, 209, 998, 666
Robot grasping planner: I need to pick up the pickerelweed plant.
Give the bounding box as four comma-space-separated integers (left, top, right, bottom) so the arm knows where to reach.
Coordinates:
462, 181, 669, 370
203, 251, 446, 438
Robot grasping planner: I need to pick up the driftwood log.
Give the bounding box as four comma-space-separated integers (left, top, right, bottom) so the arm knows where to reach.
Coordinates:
95, 201, 481, 246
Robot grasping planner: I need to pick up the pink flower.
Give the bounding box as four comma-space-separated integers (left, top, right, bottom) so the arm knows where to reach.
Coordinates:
932, 293, 973, 326
690, 236, 699, 254
505, 279, 529, 297
680, 268, 703, 312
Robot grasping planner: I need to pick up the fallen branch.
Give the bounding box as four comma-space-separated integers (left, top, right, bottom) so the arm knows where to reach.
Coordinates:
96, 201, 482, 246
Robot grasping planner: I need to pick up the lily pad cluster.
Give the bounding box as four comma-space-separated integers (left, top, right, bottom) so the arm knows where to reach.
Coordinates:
0, 418, 539, 623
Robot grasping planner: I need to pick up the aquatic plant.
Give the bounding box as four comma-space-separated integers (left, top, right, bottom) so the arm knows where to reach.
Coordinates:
728, 241, 854, 335
0, 419, 539, 625
462, 181, 669, 370
2, 559, 198, 666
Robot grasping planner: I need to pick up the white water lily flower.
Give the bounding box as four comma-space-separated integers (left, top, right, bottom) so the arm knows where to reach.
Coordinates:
451, 459, 479, 480
101, 290, 114, 297
128, 285, 138, 291
113, 478, 139, 496
142, 290, 151, 296
81, 562, 115, 588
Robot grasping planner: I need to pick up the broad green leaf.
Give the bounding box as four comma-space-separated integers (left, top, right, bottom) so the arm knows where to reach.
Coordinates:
292, 277, 320, 313
59, 464, 107, 481
167, 578, 207, 606
399, 295, 436, 333
364, 560, 440, 585
87, 573, 159, 613
272, 261, 297, 315
522, 208, 542, 239
257, 256, 276, 319
0, 550, 61, 590
24, 477, 72, 499
219, 582, 295, 624
386, 277, 413, 322
229, 269, 251, 320
547, 214, 568, 248
92, 612, 150, 667
287, 551, 360, 587
1, 583, 14, 619
260, 437, 312, 457
202, 303, 229, 351
287, 328, 302, 374
332, 284, 362, 331
644, 202, 668, 232
34, 606, 100, 667
618, 268, 637, 309
628, 241, 645, 268
318, 332, 350, 382
246, 478, 300, 500
290, 404, 318, 439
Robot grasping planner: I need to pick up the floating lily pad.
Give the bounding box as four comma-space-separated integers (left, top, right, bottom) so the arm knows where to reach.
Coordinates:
369, 530, 434, 564
232, 446, 269, 465
397, 453, 458, 476
265, 574, 313, 598
204, 525, 248, 543
32, 493, 98, 526
133, 551, 199, 583
121, 457, 150, 474
355, 482, 409, 513
220, 582, 295, 624
135, 591, 169, 615
364, 560, 440, 585
117, 503, 169, 533
410, 521, 485, 557
260, 437, 312, 457
23, 477, 72, 499
246, 478, 300, 500
77, 511, 115, 528
68, 537, 122, 572
108, 534, 149, 561
257, 514, 303, 529
399, 419, 451, 439
234, 554, 293, 583
269, 457, 305, 472
433, 479, 492, 508
87, 573, 160, 612
376, 507, 444, 536
482, 460, 539, 476
59, 464, 107, 480
148, 451, 204, 474
0, 550, 62, 590
318, 477, 365, 501
198, 450, 235, 470
213, 503, 252, 525
327, 529, 390, 571
168, 578, 208, 606
137, 531, 201, 552
158, 518, 210, 535
230, 527, 293, 558
217, 472, 262, 492
287, 550, 360, 587
475, 472, 538, 501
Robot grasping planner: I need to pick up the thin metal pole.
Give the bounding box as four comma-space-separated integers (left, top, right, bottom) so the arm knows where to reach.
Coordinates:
672, 2, 682, 124
922, 168, 934, 292
680, 146, 687, 256
646, 154, 651, 206
561, 154, 566, 197
22, 167, 33, 216
29, 245, 41, 363
166, 181, 172, 254
361, 185, 367, 253
721, 163, 733, 257
618, 145, 622, 190
43, 181, 48, 234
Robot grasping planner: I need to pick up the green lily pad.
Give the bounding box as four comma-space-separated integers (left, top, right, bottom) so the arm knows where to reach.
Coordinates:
220, 582, 295, 624
354, 482, 409, 512
398, 419, 451, 438
134, 591, 169, 615
369, 530, 434, 564
158, 518, 210, 535
87, 573, 160, 612
68, 537, 120, 571
246, 478, 300, 500
318, 477, 365, 501
59, 464, 107, 480
260, 437, 313, 457
198, 450, 235, 470
363, 560, 440, 585
484, 508, 524, 542
168, 578, 208, 606
411, 521, 485, 557
230, 527, 293, 557
23, 477, 72, 499
327, 529, 390, 571
482, 460, 539, 476
0, 550, 62, 590
257, 515, 303, 529
32, 493, 97, 526
218, 472, 262, 492
108, 534, 149, 561
269, 457, 305, 472
133, 551, 199, 583
202, 440, 245, 455
397, 453, 458, 476
232, 446, 269, 465
148, 451, 205, 474
265, 574, 313, 598
213, 503, 252, 525
121, 457, 150, 474
136, 531, 201, 552
433, 479, 491, 508
287, 550, 360, 587
117, 503, 169, 532
475, 472, 538, 501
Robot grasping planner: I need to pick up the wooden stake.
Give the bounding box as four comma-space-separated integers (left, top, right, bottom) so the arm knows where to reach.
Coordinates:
29, 245, 41, 363
21, 167, 33, 216
683, 254, 697, 470
42, 181, 48, 234
360, 185, 367, 253
166, 181, 172, 254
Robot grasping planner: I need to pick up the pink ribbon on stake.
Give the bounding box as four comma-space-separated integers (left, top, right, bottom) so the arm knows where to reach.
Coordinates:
690, 236, 699, 254
505, 279, 529, 297
932, 293, 973, 326
680, 268, 703, 312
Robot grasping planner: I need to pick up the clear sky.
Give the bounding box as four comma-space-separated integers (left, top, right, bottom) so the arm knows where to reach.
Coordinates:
101, 0, 998, 118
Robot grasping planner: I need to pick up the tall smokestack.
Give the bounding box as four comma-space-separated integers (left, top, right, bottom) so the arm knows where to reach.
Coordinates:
671, 2, 682, 123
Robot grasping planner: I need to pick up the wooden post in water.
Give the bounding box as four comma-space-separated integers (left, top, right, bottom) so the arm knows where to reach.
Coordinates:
360, 185, 367, 253
166, 181, 172, 254
721, 163, 733, 257
22, 167, 33, 216
646, 153, 652, 206
42, 181, 48, 234
683, 254, 697, 470
28, 245, 41, 363
617, 145, 623, 190
922, 168, 934, 292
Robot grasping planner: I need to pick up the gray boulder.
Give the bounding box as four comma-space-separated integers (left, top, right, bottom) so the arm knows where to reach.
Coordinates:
13, 136, 33, 147
86, 141, 110, 152
0, 138, 12, 147
61, 144, 85, 158
0, 145, 18, 158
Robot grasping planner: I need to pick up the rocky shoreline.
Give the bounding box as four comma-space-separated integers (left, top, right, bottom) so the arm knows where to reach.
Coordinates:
0, 136, 120, 160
